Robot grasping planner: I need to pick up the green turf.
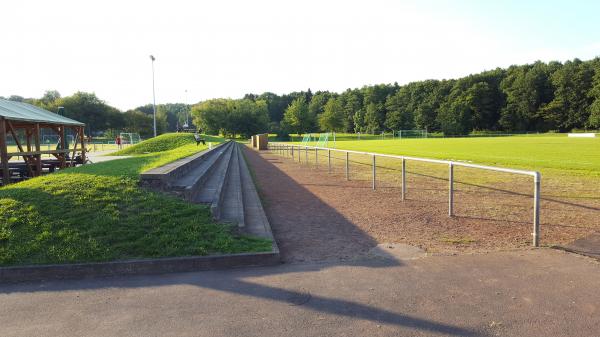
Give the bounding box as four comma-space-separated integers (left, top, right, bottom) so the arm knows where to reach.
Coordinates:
293, 135, 600, 177
0, 135, 272, 266
111, 132, 222, 155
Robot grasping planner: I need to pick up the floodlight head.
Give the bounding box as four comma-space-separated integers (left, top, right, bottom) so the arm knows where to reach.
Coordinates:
150, 55, 155, 61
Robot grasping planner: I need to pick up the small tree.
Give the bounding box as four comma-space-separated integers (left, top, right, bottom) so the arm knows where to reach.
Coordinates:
318, 98, 345, 132
283, 97, 312, 135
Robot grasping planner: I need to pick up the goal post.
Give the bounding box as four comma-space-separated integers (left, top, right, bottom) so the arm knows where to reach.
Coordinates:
119, 132, 142, 145
396, 130, 428, 139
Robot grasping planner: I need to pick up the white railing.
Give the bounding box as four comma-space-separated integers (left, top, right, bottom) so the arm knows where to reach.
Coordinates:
269, 143, 541, 247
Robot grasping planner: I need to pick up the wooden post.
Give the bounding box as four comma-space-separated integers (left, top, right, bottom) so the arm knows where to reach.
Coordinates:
6, 121, 34, 177
59, 126, 66, 169
34, 124, 42, 174
0, 118, 9, 184
80, 126, 86, 164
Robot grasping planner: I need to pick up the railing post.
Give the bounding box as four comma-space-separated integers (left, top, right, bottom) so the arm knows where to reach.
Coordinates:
401, 158, 406, 201
328, 149, 331, 174
315, 148, 318, 169
448, 162, 454, 217
305, 146, 308, 165
345, 151, 349, 180
291, 145, 294, 160
533, 172, 541, 247
372, 155, 376, 190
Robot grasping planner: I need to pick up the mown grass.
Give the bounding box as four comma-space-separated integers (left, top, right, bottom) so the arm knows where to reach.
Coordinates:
293, 135, 600, 177
112, 132, 222, 155
0, 134, 272, 266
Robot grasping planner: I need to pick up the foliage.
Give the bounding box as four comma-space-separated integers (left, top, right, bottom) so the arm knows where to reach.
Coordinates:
10, 57, 600, 137
0, 138, 271, 266
191, 98, 269, 138
318, 97, 346, 132
282, 97, 312, 135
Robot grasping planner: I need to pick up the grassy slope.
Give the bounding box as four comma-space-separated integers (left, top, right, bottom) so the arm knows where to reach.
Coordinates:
296, 135, 600, 177
0, 134, 271, 266
112, 133, 222, 155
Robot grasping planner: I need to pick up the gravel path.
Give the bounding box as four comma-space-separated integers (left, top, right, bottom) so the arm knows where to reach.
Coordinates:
244, 146, 596, 261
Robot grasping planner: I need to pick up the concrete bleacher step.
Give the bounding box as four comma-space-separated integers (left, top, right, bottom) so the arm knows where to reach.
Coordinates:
170, 141, 234, 201
194, 142, 235, 212
238, 145, 275, 240
215, 143, 245, 227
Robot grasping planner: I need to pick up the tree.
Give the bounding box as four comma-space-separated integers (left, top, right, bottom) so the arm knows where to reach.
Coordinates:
318, 98, 345, 132
587, 58, 600, 128
540, 59, 595, 131
282, 97, 313, 135
364, 103, 383, 133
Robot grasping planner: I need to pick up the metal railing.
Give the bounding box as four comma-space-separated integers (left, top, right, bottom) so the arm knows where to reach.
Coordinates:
269, 143, 542, 247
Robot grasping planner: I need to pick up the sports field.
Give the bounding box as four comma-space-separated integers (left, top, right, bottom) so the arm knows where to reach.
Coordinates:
295, 135, 600, 177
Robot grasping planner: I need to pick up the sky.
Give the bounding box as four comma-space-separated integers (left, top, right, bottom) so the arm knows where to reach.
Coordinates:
1, 0, 599, 110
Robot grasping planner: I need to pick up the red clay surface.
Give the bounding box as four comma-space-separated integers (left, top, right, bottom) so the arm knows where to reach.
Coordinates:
244, 146, 598, 261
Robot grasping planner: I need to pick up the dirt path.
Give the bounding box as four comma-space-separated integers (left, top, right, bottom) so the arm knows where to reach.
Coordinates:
244, 147, 595, 259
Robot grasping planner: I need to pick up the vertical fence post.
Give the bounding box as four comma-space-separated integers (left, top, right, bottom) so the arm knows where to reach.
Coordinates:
372, 155, 376, 190
328, 149, 331, 174
291, 145, 294, 160
533, 172, 541, 247
305, 146, 308, 165
315, 148, 318, 169
345, 151, 349, 180
401, 158, 406, 201
448, 162, 454, 217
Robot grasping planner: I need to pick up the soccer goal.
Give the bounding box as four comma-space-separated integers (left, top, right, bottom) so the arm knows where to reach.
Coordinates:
396, 130, 428, 139
120, 132, 142, 145
316, 133, 330, 147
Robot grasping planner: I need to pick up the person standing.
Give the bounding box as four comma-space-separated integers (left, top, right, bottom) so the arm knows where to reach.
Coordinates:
116, 135, 122, 150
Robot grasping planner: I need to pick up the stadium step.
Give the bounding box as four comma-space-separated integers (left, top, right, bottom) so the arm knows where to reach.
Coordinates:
238, 144, 275, 240
193, 142, 234, 207
216, 143, 246, 227
144, 141, 275, 239
170, 141, 234, 201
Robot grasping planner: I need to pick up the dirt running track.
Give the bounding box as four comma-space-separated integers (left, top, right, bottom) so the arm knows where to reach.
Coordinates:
243, 146, 593, 260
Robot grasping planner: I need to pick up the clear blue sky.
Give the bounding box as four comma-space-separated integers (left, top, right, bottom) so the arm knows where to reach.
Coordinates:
0, 0, 598, 110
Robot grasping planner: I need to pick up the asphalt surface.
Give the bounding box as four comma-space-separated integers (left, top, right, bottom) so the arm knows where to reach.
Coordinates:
1, 249, 599, 337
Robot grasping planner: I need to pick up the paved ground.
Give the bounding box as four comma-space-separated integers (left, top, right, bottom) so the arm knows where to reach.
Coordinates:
1, 249, 599, 337
559, 232, 600, 259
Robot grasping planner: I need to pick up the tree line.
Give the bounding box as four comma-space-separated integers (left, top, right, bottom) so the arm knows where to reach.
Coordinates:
1, 91, 192, 138
5, 57, 600, 139
193, 57, 600, 137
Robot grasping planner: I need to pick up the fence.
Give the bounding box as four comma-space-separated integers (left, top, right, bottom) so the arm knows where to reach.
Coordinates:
268, 142, 542, 247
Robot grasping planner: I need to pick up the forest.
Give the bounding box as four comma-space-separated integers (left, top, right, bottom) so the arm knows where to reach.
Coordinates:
4, 57, 600, 138
193, 58, 600, 137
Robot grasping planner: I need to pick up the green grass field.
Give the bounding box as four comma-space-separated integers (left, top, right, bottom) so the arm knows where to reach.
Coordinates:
293, 135, 600, 177
0, 133, 271, 266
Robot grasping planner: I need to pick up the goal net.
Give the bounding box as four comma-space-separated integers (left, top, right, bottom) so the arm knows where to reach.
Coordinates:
120, 132, 142, 145
396, 130, 428, 139
316, 133, 330, 147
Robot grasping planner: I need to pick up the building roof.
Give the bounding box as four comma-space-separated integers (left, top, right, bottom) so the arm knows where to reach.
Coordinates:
0, 98, 84, 126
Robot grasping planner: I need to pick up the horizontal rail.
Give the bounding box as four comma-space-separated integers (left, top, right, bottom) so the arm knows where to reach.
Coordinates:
268, 142, 541, 247
274, 143, 538, 178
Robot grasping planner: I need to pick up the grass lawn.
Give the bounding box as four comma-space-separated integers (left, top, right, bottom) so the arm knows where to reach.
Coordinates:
0, 133, 272, 267
293, 135, 600, 177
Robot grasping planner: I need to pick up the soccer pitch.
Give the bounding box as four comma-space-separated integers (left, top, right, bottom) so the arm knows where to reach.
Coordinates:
295, 135, 600, 177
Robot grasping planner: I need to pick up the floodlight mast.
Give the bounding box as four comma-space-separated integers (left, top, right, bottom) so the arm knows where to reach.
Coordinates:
150, 55, 157, 137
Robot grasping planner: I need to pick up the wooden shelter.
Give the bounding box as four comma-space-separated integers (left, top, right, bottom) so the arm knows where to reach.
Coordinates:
0, 98, 86, 185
